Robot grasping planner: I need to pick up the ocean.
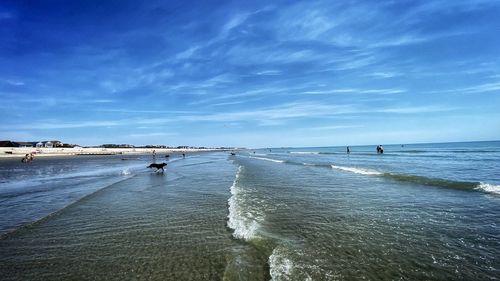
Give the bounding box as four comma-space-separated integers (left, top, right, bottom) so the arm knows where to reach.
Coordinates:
0, 141, 499, 280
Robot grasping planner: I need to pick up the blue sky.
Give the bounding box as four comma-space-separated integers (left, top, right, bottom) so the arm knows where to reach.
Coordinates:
1, 0, 500, 147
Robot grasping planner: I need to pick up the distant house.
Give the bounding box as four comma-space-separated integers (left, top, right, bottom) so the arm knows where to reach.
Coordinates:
50, 140, 62, 147
1, 140, 75, 148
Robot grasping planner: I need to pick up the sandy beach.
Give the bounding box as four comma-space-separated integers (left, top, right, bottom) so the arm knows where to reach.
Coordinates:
0, 147, 233, 159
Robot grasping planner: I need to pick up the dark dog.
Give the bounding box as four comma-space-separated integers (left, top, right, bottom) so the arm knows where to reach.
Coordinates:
147, 162, 167, 172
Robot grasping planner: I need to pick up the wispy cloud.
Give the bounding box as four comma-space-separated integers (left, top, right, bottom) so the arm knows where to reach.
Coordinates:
12, 97, 116, 106
376, 105, 459, 114
95, 109, 194, 114
302, 88, 406, 95
427, 82, 500, 95
366, 72, 400, 79
177, 102, 359, 124
3, 79, 25, 86
254, 70, 282, 76
11, 121, 121, 130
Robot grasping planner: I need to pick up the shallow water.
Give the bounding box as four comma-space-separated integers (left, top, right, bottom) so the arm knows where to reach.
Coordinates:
1, 142, 499, 280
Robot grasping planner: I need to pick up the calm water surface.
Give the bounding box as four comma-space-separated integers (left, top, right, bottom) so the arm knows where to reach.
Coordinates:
0, 142, 499, 280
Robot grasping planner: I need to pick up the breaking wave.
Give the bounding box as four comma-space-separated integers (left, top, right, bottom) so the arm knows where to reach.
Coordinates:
476, 183, 500, 195
330, 165, 382, 175
269, 247, 295, 281
248, 156, 286, 163
329, 164, 500, 195
0, 163, 145, 196
227, 166, 262, 240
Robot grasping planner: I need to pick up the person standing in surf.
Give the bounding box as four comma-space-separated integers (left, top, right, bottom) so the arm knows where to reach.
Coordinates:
347, 146, 350, 154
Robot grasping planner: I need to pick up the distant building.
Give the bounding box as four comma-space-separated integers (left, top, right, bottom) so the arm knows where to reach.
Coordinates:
101, 144, 135, 148
1, 140, 74, 148
143, 145, 166, 148
50, 140, 62, 147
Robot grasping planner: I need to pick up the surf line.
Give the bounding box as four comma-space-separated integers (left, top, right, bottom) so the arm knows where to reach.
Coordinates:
247, 156, 286, 163
0, 173, 136, 239
227, 166, 262, 241
330, 164, 500, 195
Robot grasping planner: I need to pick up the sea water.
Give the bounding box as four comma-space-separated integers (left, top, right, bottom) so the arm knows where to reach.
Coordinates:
0, 142, 499, 280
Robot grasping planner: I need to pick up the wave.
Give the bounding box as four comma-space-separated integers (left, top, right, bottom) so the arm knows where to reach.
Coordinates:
227, 166, 262, 241
0, 174, 135, 238
383, 173, 478, 190
241, 158, 499, 195
398, 150, 427, 153
331, 165, 382, 175
248, 156, 286, 163
179, 160, 217, 167
476, 183, 500, 195
269, 247, 295, 281
329, 164, 500, 195
290, 151, 343, 155
0, 163, 146, 195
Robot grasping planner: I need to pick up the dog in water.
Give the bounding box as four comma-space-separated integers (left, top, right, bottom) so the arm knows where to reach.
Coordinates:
147, 162, 167, 172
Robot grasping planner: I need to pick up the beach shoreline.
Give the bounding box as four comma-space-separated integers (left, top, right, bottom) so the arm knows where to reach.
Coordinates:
0, 147, 236, 159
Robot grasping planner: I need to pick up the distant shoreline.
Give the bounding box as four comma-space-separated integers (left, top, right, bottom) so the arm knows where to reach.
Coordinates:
0, 147, 236, 159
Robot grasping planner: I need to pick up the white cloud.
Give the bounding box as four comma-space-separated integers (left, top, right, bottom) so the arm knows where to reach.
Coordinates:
427, 82, 500, 95
377, 105, 458, 114
303, 88, 406, 95
254, 70, 282, 76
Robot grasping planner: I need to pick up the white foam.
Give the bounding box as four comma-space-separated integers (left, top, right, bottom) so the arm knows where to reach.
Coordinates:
1, 163, 145, 192
227, 166, 261, 240
476, 182, 500, 195
331, 165, 382, 175
248, 156, 285, 163
269, 247, 294, 281
290, 151, 320, 154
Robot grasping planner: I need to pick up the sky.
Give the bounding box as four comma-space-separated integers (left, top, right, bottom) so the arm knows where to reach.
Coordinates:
1, 0, 500, 148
